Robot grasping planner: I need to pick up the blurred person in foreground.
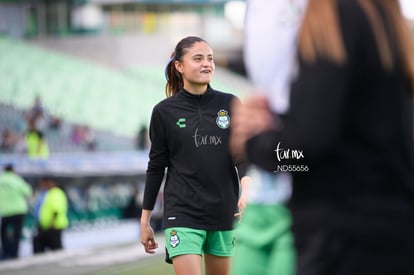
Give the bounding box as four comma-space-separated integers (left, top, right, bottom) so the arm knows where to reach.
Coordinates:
0, 164, 33, 260
230, 0, 414, 274
140, 36, 248, 275
33, 177, 68, 254
231, 1, 307, 274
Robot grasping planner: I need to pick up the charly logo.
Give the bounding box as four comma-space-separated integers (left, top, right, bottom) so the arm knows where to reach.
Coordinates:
216, 110, 230, 129
176, 118, 186, 128
169, 230, 180, 248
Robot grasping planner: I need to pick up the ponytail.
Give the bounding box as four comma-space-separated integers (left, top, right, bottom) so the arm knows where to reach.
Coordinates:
164, 36, 207, 97
165, 55, 183, 97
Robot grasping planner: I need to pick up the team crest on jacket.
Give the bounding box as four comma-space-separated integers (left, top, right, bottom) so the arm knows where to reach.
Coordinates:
216, 110, 230, 129
169, 230, 180, 248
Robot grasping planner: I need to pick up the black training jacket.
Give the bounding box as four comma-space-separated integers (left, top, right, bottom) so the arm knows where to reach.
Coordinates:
143, 86, 245, 231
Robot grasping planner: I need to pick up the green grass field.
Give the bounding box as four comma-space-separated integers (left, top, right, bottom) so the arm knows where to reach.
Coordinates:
83, 253, 209, 275
84, 254, 175, 275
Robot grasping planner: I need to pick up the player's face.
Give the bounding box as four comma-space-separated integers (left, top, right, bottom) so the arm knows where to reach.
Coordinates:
175, 41, 215, 93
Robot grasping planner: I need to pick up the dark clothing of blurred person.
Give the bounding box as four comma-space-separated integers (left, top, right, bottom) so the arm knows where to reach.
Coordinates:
231, 1, 307, 275
33, 177, 68, 254
136, 124, 149, 151
230, 0, 414, 274
1, 129, 17, 153
123, 188, 143, 220
0, 164, 32, 260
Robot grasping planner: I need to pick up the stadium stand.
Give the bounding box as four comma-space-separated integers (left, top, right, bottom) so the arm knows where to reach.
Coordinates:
0, 35, 161, 139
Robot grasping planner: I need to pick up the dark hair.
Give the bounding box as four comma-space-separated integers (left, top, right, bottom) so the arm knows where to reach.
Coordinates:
4, 163, 13, 172
165, 36, 208, 97
299, 0, 414, 92
40, 176, 54, 182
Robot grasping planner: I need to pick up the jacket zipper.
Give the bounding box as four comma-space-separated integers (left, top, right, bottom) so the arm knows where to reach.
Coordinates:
197, 95, 203, 130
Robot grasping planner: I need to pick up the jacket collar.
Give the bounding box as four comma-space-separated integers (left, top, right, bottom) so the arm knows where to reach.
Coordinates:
178, 86, 215, 104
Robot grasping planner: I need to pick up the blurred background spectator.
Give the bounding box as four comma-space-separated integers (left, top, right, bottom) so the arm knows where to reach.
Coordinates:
135, 124, 149, 151
0, 164, 33, 260
1, 129, 17, 153
32, 177, 68, 254
122, 186, 143, 220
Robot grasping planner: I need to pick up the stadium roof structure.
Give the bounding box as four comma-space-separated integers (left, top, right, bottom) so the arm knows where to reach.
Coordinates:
88, 0, 236, 4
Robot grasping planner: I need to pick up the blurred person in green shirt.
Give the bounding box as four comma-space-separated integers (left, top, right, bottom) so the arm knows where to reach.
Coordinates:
26, 129, 49, 160
33, 177, 68, 254
0, 164, 33, 260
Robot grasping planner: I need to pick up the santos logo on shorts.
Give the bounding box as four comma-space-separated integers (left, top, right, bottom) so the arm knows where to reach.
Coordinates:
169, 230, 180, 248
